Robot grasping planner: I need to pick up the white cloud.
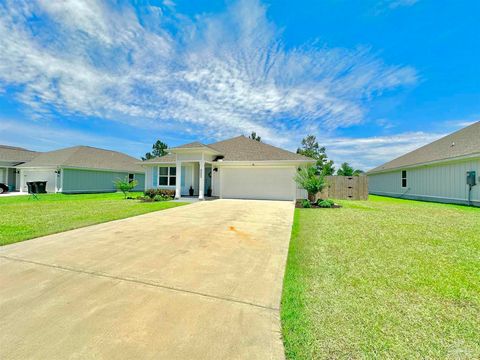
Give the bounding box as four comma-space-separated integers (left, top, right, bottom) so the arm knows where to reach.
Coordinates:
442, 119, 479, 129
387, 0, 419, 9
0, 119, 149, 157
319, 131, 444, 170
377, 0, 420, 12
0, 0, 417, 145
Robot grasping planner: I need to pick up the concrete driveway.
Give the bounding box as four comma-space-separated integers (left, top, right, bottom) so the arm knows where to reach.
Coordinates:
0, 199, 294, 359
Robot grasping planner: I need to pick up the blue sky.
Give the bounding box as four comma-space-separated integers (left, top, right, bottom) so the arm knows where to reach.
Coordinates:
0, 0, 478, 169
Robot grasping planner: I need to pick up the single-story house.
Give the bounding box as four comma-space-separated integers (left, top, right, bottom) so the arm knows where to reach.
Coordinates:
368, 121, 480, 206
16, 146, 145, 194
0, 145, 38, 191
142, 135, 315, 201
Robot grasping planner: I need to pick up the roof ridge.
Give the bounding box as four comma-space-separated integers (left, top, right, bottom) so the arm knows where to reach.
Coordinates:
208, 135, 245, 146
208, 135, 314, 161
0, 144, 37, 152
368, 121, 480, 173
398, 121, 478, 156
53, 145, 139, 159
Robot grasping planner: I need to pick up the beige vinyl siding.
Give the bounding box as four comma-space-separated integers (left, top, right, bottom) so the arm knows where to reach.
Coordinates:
62, 168, 145, 193
368, 158, 480, 206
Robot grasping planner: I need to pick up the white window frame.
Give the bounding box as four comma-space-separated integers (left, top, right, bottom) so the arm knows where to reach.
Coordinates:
158, 166, 176, 186
401, 170, 407, 188
128, 173, 135, 183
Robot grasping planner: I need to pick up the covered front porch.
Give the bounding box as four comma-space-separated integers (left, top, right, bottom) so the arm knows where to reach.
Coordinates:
144, 142, 221, 200
0, 166, 21, 192
174, 161, 215, 200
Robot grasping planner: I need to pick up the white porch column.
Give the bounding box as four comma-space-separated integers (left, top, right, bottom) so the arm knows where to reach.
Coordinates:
199, 160, 205, 200
19, 170, 24, 193
175, 160, 182, 199
54, 169, 58, 193
59, 168, 64, 193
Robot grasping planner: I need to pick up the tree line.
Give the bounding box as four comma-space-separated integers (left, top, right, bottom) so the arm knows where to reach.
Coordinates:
142, 132, 363, 176
296, 134, 363, 176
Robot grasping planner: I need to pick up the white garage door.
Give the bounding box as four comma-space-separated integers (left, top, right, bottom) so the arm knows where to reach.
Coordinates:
221, 167, 296, 201
22, 169, 57, 193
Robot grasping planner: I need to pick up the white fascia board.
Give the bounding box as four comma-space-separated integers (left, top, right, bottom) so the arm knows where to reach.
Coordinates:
140, 162, 175, 166
62, 166, 145, 174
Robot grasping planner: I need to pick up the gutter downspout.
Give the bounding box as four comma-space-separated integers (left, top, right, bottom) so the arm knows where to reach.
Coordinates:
468, 184, 474, 206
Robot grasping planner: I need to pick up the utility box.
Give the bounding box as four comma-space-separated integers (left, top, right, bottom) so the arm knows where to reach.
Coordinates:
466, 171, 476, 186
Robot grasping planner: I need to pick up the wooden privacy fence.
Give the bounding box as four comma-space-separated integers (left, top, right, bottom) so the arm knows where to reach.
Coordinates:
318, 175, 368, 200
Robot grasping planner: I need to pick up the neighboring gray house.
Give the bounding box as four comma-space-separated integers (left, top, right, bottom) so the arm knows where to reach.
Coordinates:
0, 145, 38, 191
142, 135, 314, 201
368, 121, 480, 206
16, 146, 145, 194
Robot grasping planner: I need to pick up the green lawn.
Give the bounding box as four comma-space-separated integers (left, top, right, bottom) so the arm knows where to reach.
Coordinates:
282, 195, 480, 359
0, 192, 187, 246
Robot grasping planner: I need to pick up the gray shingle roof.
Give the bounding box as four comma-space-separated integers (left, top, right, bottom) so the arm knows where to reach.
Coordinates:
171, 141, 221, 153
17, 146, 144, 173
174, 141, 207, 149
142, 153, 176, 163
368, 121, 480, 174
209, 136, 313, 161
0, 145, 38, 164
141, 136, 313, 164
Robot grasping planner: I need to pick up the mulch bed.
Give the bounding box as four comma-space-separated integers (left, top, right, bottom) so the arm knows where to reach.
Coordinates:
295, 201, 342, 209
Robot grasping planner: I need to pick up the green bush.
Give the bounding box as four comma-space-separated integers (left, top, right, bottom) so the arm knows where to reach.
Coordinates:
114, 177, 139, 199
153, 194, 166, 202
317, 199, 334, 208
317, 198, 334, 206
144, 188, 175, 199
301, 199, 312, 208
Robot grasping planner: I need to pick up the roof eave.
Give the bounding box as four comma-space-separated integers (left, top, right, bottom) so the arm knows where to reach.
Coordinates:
215, 159, 315, 165
140, 161, 175, 165
17, 164, 143, 173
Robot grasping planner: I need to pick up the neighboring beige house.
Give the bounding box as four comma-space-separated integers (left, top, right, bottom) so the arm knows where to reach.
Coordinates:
368, 121, 480, 206
142, 135, 314, 201
16, 146, 145, 194
0, 145, 38, 192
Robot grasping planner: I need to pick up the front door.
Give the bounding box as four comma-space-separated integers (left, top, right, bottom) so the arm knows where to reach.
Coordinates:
181, 164, 194, 196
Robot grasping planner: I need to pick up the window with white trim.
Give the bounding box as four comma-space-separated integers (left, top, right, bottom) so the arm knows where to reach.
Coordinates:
128, 173, 135, 183
401, 170, 407, 188
159, 166, 176, 186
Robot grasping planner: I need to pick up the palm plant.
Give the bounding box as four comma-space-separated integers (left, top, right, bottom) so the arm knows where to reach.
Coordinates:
336, 162, 364, 176
294, 166, 327, 202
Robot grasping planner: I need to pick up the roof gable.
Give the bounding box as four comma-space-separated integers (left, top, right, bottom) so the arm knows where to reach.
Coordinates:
369, 121, 480, 173
174, 141, 206, 149
209, 136, 313, 162
142, 153, 176, 163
